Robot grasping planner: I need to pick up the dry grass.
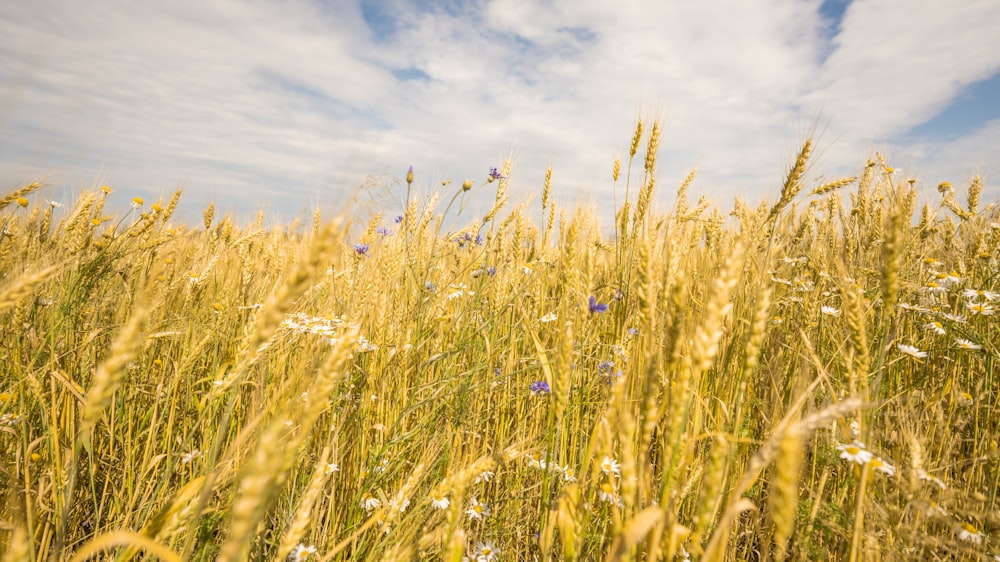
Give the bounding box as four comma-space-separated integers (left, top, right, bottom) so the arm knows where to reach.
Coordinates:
1, 127, 998, 561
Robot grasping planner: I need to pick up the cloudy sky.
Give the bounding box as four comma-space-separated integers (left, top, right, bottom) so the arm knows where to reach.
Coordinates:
1, 0, 999, 223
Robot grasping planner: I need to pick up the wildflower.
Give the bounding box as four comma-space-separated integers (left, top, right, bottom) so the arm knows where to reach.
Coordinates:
180, 449, 202, 464
957, 522, 985, 544
324, 463, 340, 475
849, 419, 860, 438
431, 495, 450, 509
540, 312, 557, 323
394, 215, 403, 224
353, 243, 370, 257
962, 288, 1000, 301
131, 197, 144, 209
940, 312, 967, 323
375, 226, 392, 236
466, 498, 491, 520
529, 381, 551, 395
923, 282, 947, 294
628, 327, 639, 336
101, 185, 113, 194
406, 166, 414, 184
361, 495, 381, 512
917, 469, 947, 490
289, 544, 317, 562
597, 361, 615, 375
837, 442, 874, 465
424, 281, 436, 292
475, 471, 495, 484
473, 540, 499, 562
923, 321, 945, 335
1, 413, 23, 427
387, 494, 410, 514
526, 452, 547, 469
589, 295, 608, 314
896, 344, 927, 359
955, 338, 983, 350
487, 167, 505, 182
597, 481, 622, 506
462, 179, 474, 191
48, 200, 62, 208
938, 181, 953, 195
599, 456, 621, 477
966, 302, 995, 316
870, 457, 896, 477
821, 306, 841, 317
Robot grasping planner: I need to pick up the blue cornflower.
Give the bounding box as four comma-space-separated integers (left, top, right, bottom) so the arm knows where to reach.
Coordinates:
612, 289, 625, 301
589, 296, 608, 314
375, 226, 393, 236
485, 266, 496, 277
424, 281, 436, 292
488, 167, 506, 181
494, 367, 501, 376
394, 215, 403, 224
530, 381, 551, 395
475, 234, 484, 246
628, 327, 639, 336
353, 243, 370, 257
597, 361, 615, 374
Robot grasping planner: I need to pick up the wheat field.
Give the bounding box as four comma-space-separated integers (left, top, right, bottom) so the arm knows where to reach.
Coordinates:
1, 121, 998, 561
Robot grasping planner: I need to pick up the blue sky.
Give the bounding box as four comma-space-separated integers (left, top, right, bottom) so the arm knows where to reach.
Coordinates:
1, 0, 999, 224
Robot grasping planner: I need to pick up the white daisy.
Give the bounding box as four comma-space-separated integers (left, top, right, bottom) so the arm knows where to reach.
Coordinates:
837, 442, 874, 465
600, 456, 622, 477
896, 344, 927, 359
955, 338, 983, 350
466, 498, 491, 520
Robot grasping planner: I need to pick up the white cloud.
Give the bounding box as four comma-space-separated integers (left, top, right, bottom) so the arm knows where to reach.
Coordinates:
0, 0, 997, 223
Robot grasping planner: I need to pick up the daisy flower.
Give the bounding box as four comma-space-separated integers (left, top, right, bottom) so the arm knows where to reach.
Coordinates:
820, 306, 841, 317
957, 522, 985, 544
289, 544, 317, 562
473, 541, 499, 562
923, 321, 945, 335
917, 469, 947, 490
361, 495, 381, 512
955, 338, 983, 350
940, 312, 967, 323
869, 457, 896, 477
599, 456, 622, 477
962, 288, 1000, 301
597, 481, 623, 507
540, 312, 557, 323
474, 470, 495, 484
466, 498, 491, 521
837, 442, 874, 465
896, 344, 927, 359
967, 302, 995, 316
431, 495, 450, 510
526, 452, 547, 470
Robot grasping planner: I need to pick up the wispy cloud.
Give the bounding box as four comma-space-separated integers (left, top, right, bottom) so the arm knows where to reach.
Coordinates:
1, 0, 997, 221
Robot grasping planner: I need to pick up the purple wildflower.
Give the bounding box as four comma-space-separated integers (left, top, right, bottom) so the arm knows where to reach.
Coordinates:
589, 296, 608, 314
353, 243, 370, 257
597, 361, 615, 374
485, 266, 496, 277
394, 215, 403, 224
488, 167, 506, 181
375, 226, 392, 236
530, 381, 551, 395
